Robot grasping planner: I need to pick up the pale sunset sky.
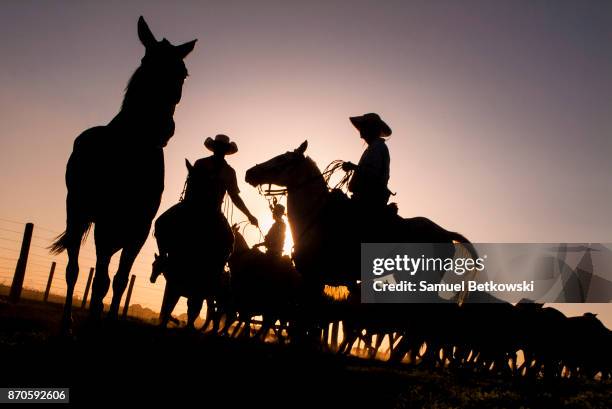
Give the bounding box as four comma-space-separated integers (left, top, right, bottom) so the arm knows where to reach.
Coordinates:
0, 1, 610, 320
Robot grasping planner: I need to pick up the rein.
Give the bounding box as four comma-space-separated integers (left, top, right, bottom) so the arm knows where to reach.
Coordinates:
257, 159, 351, 199
256, 160, 351, 252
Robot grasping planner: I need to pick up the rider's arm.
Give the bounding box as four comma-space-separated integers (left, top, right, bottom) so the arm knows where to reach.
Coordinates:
229, 192, 258, 226
226, 168, 258, 225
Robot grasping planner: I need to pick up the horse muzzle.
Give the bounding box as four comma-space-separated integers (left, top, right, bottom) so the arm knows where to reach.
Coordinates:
244, 168, 260, 187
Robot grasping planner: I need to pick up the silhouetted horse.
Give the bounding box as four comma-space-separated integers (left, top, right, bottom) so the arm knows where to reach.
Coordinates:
50, 17, 196, 331
245, 141, 477, 295
557, 312, 611, 379
153, 161, 233, 330
152, 251, 231, 331
229, 226, 302, 341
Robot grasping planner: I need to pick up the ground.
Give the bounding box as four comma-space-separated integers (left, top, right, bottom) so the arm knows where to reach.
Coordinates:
1, 297, 611, 408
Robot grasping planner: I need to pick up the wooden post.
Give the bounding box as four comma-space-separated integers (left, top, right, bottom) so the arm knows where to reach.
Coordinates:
122, 275, 136, 319
9, 222, 33, 303
43, 261, 56, 302
80, 267, 95, 309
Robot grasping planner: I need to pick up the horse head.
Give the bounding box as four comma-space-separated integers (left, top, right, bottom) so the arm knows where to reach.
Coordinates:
245, 140, 309, 188
122, 16, 197, 146
136, 16, 196, 105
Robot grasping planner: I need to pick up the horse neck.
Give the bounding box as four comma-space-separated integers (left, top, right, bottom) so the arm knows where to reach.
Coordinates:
113, 65, 180, 144
286, 159, 328, 248
122, 65, 180, 113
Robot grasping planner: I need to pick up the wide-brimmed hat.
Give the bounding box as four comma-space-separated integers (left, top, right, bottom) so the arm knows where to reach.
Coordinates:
204, 134, 238, 155
349, 113, 392, 137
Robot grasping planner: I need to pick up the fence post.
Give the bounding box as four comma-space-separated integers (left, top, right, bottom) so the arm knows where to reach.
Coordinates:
122, 275, 136, 319
43, 261, 56, 302
9, 222, 33, 303
81, 267, 95, 309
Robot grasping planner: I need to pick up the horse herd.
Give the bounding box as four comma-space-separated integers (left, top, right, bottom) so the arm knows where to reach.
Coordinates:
158, 227, 612, 382
49, 17, 610, 382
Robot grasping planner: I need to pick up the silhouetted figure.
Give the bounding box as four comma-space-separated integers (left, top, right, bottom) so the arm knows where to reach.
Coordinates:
245, 141, 478, 340
342, 113, 393, 210
154, 134, 258, 329
254, 203, 286, 258
186, 134, 258, 223
50, 16, 196, 332
229, 224, 301, 340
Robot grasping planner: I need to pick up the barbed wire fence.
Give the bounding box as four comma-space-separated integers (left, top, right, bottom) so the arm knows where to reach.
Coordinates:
0, 217, 358, 353
0, 218, 168, 320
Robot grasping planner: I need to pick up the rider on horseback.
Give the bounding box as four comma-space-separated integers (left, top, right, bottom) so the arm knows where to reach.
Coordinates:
254, 203, 286, 258
152, 134, 258, 282
184, 134, 258, 226
342, 113, 393, 212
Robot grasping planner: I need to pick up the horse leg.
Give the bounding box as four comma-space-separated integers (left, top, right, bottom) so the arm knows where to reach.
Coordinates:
200, 298, 213, 333
321, 323, 330, 350
256, 316, 273, 341
187, 296, 205, 329
61, 244, 80, 333
371, 333, 385, 359
339, 332, 358, 355
108, 245, 141, 319
230, 321, 242, 338
89, 251, 112, 320
219, 309, 235, 336
159, 283, 181, 328
208, 298, 224, 334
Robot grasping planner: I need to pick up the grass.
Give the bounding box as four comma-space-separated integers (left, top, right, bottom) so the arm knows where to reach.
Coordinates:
0, 297, 611, 408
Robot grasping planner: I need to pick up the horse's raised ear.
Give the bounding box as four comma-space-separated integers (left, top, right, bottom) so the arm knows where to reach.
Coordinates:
175, 39, 197, 59
185, 158, 194, 172
295, 140, 308, 155
138, 16, 157, 49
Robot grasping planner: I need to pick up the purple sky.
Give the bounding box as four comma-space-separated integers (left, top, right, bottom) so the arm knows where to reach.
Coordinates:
0, 1, 610, 316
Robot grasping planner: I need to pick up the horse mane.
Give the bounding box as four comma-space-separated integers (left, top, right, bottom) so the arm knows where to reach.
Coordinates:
303, 156, 320, 172
303, 156, 324, 181
122, 65, 148, 111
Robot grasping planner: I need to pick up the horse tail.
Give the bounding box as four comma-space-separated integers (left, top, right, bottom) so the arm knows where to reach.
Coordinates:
447, 231, 482, 305
49, 219, 92, 255
448, 231, 479, 260
49, 152, 93, 255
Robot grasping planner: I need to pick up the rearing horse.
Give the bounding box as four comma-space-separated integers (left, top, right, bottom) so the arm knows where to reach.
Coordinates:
245, 141, 477, 296
50, 17, 196, 331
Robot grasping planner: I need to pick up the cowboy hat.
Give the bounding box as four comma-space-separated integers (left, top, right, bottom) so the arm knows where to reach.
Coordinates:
349, 113, 392, 137
204, 134, 238, 155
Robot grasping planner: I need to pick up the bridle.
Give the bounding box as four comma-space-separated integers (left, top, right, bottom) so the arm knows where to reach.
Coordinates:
256, 159, 353, 249
256, 159, 352, 200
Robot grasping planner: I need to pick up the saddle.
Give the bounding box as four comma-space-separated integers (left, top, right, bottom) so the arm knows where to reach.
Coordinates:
325, 189, 400, 242
155, 200, 234, 271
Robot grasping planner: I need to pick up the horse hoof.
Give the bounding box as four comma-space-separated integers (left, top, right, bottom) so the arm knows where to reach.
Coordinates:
59, 313, 74, 336
88, 302, 104, 321
106, 311, 119, 321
